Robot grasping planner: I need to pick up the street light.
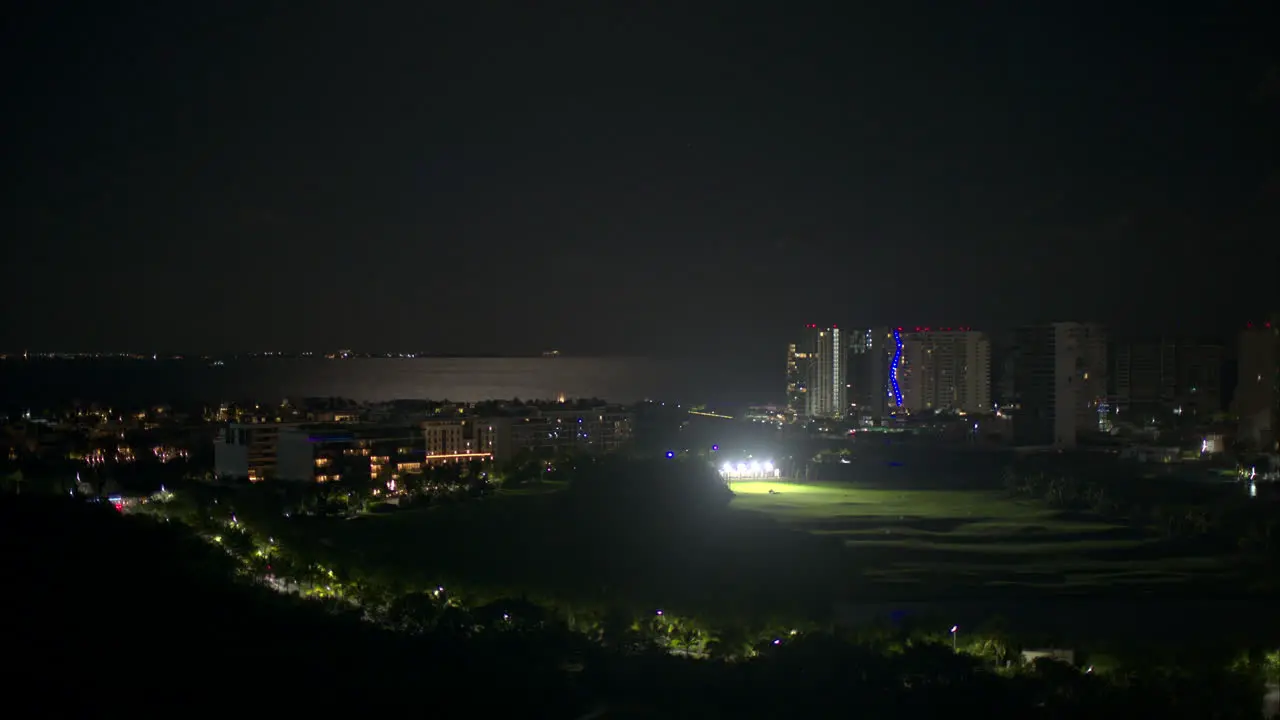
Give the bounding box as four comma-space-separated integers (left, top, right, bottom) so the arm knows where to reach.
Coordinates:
950, 625, 959, 651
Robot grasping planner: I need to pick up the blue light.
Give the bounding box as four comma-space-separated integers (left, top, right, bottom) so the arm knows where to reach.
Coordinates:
889, 328, 904, 407
665, 451, 675, 459
711, 444, 719, 451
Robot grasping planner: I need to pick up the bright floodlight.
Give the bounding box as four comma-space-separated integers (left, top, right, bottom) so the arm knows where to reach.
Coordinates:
950, 625, 958, 633
720, 458, 781, 480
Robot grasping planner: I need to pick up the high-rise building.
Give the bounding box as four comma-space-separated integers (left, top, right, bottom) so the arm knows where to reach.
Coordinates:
1013, 322, 1108, 447
790, 325, 846, 419
1174, 343, 1223, 418
1111, 340, 1176, 415
898, 328, 991, 414
847, 327, 900, 422
785, 342, 809, 420
990, 330, 1017, 408
1233, 316, 1280, 450
1110, 338, 1224, 421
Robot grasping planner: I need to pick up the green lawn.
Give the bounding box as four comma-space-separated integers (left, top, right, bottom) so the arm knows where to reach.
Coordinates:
256, 477, 1242, 623
728, 480, 1236, 595
262, 481, 849, 622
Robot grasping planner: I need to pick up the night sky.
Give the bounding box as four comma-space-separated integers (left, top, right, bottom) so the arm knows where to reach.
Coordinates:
3, 2, 1277, 356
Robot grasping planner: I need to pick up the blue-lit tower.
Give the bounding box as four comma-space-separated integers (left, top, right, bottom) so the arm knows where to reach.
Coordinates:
889, 328, 905, 408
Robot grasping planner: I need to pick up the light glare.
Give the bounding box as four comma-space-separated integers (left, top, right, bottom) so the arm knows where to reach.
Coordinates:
719, 460, 782, 480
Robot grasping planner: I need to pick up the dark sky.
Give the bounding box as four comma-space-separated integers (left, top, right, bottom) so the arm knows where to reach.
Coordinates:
3, 1, 1277, 355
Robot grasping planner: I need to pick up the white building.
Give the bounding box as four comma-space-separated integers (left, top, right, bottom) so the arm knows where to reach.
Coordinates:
214, 422, 295, 482
898, 329, 991, 414
468, 406, 633, 463
216, 423, 429, 483
422, 417, 485, 463
796, 325, 846, 419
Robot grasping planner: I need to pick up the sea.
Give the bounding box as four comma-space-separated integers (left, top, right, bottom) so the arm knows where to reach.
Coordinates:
0, 356, 780, 410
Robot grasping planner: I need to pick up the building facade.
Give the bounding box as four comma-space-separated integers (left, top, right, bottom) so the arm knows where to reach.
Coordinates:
1233, 317, 1280, 451
1110, 338, 1224, 421
846, 326, 897, 422
790, 325, 846, 419
1174, 343, 1223, 418
471, 406, 633, 463
215, 422, 425, 482
422, 417, 488, 464
214, 422, 292, 482
785, 342, 809, 420
1111, 340, 1176, 416
277, 425, 426, 482
1013, 322, 1108, 447
898, 329, 991, 414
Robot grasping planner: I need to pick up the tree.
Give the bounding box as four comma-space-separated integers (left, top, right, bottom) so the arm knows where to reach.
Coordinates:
385, 592, 445, 634
334, 469, 375, 514
565, 456, 734, 522
1, 469, 25, 495
1001, 467, 1022, 496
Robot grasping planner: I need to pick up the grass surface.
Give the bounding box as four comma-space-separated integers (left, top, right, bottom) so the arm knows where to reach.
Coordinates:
260, 477, 1243, 623
267, 481, 844, 621
728, 480, 1235, 594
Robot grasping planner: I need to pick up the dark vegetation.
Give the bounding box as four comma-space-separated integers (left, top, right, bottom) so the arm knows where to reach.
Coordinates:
245, 456, 844, 623
1002, 461, 1279, 587
5, 494, 1275, 718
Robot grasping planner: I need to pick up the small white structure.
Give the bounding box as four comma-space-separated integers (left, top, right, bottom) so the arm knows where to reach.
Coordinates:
1200, 434, 1225, 454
